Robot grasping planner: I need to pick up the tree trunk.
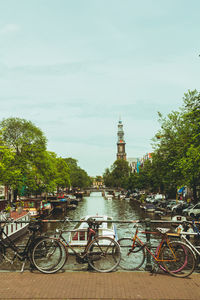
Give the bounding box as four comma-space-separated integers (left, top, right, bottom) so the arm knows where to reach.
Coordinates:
193, 184, 198, 203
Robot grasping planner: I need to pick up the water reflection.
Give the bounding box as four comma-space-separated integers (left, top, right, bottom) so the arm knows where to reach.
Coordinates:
48, 191, 147, 238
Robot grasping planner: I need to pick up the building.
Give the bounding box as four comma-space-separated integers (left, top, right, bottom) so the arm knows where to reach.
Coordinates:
116, 119, 126, 160
116, 119, 152, 172
127, 158, 138, 173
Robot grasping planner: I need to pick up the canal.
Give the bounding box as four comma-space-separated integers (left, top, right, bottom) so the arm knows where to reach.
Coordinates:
47, 191, 147, 238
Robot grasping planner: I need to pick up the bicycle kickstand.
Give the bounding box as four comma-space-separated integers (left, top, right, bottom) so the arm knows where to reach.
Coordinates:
20, 260, 26, 273
150, 262, 159, 276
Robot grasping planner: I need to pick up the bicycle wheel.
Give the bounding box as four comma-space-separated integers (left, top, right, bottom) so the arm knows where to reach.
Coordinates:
32, 237, 68, 274
87, 237, 121, 272
118, 238, 145, 270
27, 236, 47, 268
160, 241, 196, 278
0, 244, 6, 265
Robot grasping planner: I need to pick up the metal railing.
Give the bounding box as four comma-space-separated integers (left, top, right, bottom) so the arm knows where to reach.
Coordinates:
0, 217, 199, 271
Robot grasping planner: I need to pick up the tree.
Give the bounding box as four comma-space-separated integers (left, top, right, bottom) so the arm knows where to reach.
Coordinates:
151, 90, 200, 201
103, 168, 114, 188
103, 159, 131, 189
0, 117, 47, 155
0, 117, 47, 199
64, 158, 92, 189
55, 157, 71, 191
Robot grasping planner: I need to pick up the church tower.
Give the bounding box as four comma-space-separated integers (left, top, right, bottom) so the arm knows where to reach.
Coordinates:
117, 119, 126, 160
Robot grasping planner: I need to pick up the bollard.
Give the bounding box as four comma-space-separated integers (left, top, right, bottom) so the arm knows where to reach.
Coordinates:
145, 218, 152, 271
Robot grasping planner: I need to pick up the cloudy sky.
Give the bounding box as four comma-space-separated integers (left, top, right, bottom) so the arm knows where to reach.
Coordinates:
0, 0, 199, 176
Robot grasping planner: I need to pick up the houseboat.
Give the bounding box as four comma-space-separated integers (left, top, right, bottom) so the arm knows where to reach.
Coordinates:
23, 198, 53, 218
68, 215, 118, 247
0, 210, 30, 240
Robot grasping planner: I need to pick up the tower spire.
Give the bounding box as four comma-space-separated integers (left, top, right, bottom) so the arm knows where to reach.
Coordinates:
117, 119, 126, 160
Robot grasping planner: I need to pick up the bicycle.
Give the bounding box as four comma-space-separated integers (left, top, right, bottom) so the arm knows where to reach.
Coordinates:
0, 218, 55, 272
0, 216, 67, 274
177, 221, 200, 267
37, 217, 121, 273
117, 221, 196, 278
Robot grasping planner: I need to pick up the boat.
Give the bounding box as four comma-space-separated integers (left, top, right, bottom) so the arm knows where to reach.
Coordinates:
22, 198, 53, 218
68, 215, 118, 247
105, 195, 113, 200
171, 215, 187, 227
104, 193, 114, 200
0, 210, 30, 240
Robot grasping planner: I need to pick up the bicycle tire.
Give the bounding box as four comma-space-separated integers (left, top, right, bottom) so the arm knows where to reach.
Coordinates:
118, 238, 145, 270
32, 237, 68, 274
87, 236, 121, 272
155, 241, 190, 274
0, 244, 5, 264
27, 236, 47, 267
160, 241, 196, 278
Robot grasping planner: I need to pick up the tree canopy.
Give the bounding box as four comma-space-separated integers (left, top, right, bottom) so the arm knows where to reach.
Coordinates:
0, 117, 91, 200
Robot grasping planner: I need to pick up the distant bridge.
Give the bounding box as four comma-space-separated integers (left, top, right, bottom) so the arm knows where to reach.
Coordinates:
84, 187, 118, 193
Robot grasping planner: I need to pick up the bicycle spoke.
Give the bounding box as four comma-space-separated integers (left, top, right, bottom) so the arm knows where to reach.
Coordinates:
32, 238, 67, 274
160, 241, 196, 278
87, 237, 121, 272
118, 238, 145, 270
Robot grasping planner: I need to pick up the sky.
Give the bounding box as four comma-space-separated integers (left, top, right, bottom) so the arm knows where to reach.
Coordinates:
0, 0, 200, 177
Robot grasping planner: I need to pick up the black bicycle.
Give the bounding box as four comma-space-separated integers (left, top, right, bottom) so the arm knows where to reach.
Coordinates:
0, 218, 67, 273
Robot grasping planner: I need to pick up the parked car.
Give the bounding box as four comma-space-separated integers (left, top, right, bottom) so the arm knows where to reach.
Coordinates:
182, 204, 194, 216
187, 203, 200, 218
166, 200, 178, 210
171, 202, 190, 215
157, 200, 167, 208
154, 194, 165, 201
171, 203, 183, 214
145, 195, 154, 203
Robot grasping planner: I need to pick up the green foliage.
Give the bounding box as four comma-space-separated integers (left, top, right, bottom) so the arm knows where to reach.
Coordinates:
150, 90, 200, 200
64, 157, 92, 188
103, 159, 130, 189
0, 118, 89, 198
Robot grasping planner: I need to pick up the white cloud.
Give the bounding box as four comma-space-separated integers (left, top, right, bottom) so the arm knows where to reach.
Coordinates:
0, 24, 20, 35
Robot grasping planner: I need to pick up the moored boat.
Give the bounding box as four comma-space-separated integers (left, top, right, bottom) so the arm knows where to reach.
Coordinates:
0, 210, 30, 240
68, 215, 118, 247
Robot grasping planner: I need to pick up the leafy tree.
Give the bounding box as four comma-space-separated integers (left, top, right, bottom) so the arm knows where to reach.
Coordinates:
0, 118, 48, 199
55, 157, 71, 191
151, 90, 200, 201
64, 158, 92, 188
0, 117, 47, 155
103, 159, 130, 189
103, 168, 114, 187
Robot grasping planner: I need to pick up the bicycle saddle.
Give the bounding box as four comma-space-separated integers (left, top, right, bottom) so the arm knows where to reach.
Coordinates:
28, 223, 41, 232
156, 227, 170, 234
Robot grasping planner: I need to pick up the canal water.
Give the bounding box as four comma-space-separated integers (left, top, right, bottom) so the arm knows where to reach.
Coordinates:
47, 191, 147, 238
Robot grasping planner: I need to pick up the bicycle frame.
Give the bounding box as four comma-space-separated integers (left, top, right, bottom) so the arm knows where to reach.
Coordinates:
131, 226, 178, 263
57, 225, 98, 263
0, 223, 43, 271
0, 227, 30, 260
180, 232, 200, 256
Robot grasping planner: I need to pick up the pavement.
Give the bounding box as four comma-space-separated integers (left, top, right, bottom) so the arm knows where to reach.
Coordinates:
1, 271, 200, 300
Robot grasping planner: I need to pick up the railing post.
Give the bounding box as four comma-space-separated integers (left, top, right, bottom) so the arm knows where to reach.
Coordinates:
145, 218, 152, 271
